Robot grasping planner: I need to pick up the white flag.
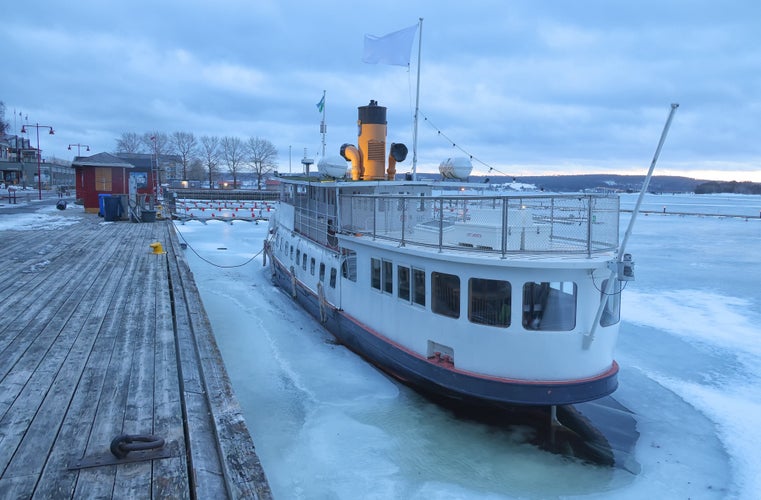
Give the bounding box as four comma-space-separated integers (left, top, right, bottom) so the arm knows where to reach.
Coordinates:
362, 24, 418, 66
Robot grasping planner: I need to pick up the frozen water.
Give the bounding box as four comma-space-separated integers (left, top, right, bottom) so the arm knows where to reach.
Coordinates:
174, 193, 761, 499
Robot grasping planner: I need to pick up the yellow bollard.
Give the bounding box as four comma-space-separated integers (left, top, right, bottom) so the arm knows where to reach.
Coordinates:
149, 242, 166, 255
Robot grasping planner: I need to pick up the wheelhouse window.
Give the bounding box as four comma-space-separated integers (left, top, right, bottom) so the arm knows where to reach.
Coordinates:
600, 279, 621, 327
432, 272, 460, 318
469, 278, 511, 327
371, 258, 381, 290
398, 265, 410, 301
412, 268, 426, 307
382, 260, 393, 294
522, 281, 577, 331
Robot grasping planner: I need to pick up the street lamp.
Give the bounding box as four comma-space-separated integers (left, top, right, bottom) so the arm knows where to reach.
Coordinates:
68, 143, 90, 156
20, 123, 55, 200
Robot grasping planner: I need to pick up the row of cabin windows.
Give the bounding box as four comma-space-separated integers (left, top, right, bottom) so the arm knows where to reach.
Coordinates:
277, 234, 337, 288
370, 257, 620, 330
273, 233, 619, 330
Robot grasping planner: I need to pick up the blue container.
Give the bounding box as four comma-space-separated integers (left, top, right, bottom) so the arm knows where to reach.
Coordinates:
98, 193, 110, 217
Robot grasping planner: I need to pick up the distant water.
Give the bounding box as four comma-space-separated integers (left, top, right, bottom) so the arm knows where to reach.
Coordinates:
620, 192, 761, 217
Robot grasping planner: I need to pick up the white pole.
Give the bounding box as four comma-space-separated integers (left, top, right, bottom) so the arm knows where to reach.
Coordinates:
320, 89, 327, 158
412, 17, 423, 181
584, 103, 679, 348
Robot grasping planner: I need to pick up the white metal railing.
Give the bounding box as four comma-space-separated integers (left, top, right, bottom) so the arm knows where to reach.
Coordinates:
339, 194, 620, 256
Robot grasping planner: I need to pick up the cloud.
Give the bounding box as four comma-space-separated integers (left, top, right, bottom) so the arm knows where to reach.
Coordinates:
3, 0, 760, 181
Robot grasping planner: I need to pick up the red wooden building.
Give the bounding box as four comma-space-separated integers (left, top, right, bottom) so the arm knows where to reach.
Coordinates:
72, 152, 155, 214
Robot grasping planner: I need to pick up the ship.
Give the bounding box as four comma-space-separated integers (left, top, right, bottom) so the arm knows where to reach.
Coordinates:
264, 99, 636, 407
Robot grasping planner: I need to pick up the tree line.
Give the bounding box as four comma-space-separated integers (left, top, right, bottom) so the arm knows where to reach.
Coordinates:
115, 131, 278, 190
694, 180, 761, 195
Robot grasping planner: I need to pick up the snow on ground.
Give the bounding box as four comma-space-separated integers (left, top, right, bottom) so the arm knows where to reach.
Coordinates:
0, 195, 84, 231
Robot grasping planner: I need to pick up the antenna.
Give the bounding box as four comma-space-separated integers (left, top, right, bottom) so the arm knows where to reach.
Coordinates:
301, 148, 314, 176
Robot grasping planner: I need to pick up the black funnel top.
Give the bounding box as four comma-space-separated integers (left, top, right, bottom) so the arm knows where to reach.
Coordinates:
358, 100, 386, 125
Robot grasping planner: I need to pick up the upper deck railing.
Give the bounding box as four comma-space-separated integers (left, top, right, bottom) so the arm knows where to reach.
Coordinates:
339, 193, 620, 257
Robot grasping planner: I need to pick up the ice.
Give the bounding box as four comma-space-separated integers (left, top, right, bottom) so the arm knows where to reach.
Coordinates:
175, 194, 761, 499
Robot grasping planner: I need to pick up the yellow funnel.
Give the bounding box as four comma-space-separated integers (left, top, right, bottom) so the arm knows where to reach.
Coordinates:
149, 242, 166, 255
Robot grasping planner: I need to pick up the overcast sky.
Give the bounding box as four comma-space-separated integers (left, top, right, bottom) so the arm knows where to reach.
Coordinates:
4, 0, 760, 181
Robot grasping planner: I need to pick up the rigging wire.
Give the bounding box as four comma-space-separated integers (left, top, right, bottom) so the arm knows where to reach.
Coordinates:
417, 110, 514, 178
402, 67, 515, 179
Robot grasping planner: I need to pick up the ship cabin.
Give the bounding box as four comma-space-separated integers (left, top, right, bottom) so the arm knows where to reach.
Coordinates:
275, 178, 623, 343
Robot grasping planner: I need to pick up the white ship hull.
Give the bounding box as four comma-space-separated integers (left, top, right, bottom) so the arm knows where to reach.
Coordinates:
265, 179, 624, 406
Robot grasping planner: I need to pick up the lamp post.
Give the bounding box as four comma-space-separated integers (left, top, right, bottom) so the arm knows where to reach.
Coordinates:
21, 123, 55, 200
150, 135, 158, 201
68, 143, 90, 156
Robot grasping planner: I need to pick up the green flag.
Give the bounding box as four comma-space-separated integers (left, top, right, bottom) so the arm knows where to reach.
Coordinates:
316, 95, 325, 113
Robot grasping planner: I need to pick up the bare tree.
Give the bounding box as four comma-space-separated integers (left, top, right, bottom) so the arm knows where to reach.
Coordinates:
115, 132, 143, 153
246, 137, 278, 190
200, 135, 221, 188
220, 136, 245, 188
0, 101, 9, 136
170, 131, 197, 180
188, 158, 206, 181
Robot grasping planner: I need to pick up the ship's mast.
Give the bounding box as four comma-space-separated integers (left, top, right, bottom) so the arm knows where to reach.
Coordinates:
584, 103, 679, 349
412, 18, 423, 180
320, 90, 327, 158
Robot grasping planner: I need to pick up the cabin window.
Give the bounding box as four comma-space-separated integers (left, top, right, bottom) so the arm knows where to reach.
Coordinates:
302, 254, 307, 271
522, 281, 577, 331
330, 268, 337, 288
469, 278, 511, 327
382, 260, 393, 294
289, 245, 294, 260
310, 257, 316, 276
342, 251, 357, 282
432, 272, 460, 319
600, 279, 621, 327
412, 268, 426, 307
319, 263, 325, 282
296, 249, 300, 263
398, 265, 410, 301
371, 258, 381, 290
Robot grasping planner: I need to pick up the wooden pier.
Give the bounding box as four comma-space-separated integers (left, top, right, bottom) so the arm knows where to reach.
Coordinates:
0, 206, 271, 499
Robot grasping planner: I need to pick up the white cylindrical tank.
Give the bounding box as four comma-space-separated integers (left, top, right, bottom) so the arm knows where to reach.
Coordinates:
317, 156, 349, 178
439, 157, 473, 180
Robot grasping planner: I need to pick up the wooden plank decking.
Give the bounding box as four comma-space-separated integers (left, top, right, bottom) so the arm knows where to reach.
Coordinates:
0, 206, 270, 499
